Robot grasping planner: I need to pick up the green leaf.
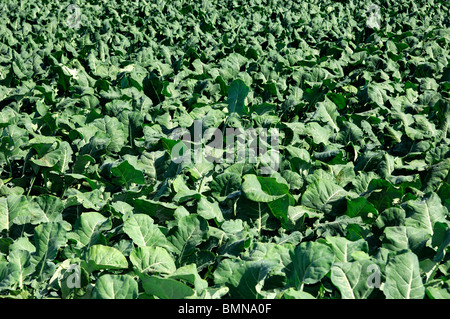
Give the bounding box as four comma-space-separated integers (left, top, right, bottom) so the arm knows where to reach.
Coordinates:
197, 196, 224, 222
210, 172, 242, 201
31, 222, 67, 279
30, 141, 73, 173
367, 83, 385, 107
331, 260, 375, 299
130, 246, 176, 275
34, 195, 65, 222
87, 245, 128, 271
345, 197, 378, 222
382, 226, 430, 254
301, 180, 348, 214
168, 263, 208, 294
267, 194, 293, 229
282, 288, 315, 299
91, 116, 127, 153
292, 241, 335, 287
403, 192, 448, 235
123, 214, 171, 250
227, 79, 249, 116
305, 122, 332, 145
74, 212, 112, 248
0, 261, 16, 291
426, 286, 450, 299
432, 223, 450, 262
0, 195, 48, 232
7, 249, 35, 289
141, 275, 195, 299
32, 222, 67, 262
384, 251, 425, 299
375, 207, 406, 229
168, 214, 209, 265
422, 159, 450, 193
133, 198, 178, 221
236, 197, 273, 232
366, 179, 403, 212
214, 258, 276, 298
313, 97, 339, 132
110, 160, 146, 189
242, 174, 289, 202
65, 189, 107, 211
325, 237, 368, 263
92, 274, 138, 299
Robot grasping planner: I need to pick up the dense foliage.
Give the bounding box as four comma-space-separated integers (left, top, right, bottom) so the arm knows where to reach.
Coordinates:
0, 0, 449, 299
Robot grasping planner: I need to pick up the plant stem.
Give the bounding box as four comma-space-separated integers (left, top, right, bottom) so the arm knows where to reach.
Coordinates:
27, 175, 36, 196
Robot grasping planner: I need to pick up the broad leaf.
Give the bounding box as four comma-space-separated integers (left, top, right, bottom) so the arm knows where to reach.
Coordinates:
214, 258, 276, 298
227, 79, 249, 116
110, 160, 146, 189
331, 260, 375, 299
292, 241, 335, 287
384, 251, 425, 299
301, 180, 348, 214
92, 274, 138, 299
74, 212, 111, 248
242, 174, 289, 202
130, 246, 176, 274
168, 214, 209, 265
403, 192, 448, 235
87, 245, 128, 271
141, 275, 195, 299
123, 214, 171, 250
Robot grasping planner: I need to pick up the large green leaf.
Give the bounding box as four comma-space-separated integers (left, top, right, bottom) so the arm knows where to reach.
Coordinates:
65, 189, 108, 211
132, 198, 178, 221
242, 174, 289, 202
301, 180, 348, 214
426, 286, 450, 299
130, 246, 176, 275
168, 263, 208, 294
31, 222, 67, 279
90, 116, 127, 153
331, 260, 375, 299
422, 159, 450, 193
0, 195, 48, 232
197, 196, 224, 222
92, 274, 138, 299
30, 141, 73, 173
241, 174, 293, 227
325, 237, 368, 263
236, 197, 274, 232
313, 97, 339, 132
382, 226, 430, 254
214, 258, 276, 298
168, 214, 209, 265
384, 251, 425, 299
74, 212, 112, 248
123, 214, 171, 250
32, 222, 67, 263
291, 241, 335, 288
403, 192, 448, 235
141, 275, 195, 299
110, 160, 146, 189
7, 249, 35, 290
87, 245, 128, 271
209, 172, 242, 200
345, 197, 378, 222
227, 79, 249, 116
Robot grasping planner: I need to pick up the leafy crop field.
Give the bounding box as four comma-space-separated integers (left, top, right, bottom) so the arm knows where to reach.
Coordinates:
0, 0, 449, 299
